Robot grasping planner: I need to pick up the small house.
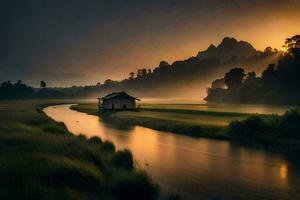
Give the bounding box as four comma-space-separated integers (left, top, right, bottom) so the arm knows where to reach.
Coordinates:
98, 92, 140, 111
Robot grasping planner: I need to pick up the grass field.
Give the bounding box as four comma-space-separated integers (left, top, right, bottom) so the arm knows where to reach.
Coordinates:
71, 103, 300, 152
0, 100, 161, 200
70, 103, 264, 139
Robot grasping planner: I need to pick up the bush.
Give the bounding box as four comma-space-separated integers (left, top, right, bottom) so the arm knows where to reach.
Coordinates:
88, 136, 102, 145
42, 125, 68, 135
110, 171, 159, 200
228, 116, 267, 139
112, 149, 134, 170
227, 109, 300, 147
277, 109, 300, 139
101, 141, 115, 152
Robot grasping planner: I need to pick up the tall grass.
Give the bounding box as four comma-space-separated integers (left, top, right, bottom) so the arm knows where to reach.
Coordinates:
228, 109, 300, 151
0, 101, 160, 199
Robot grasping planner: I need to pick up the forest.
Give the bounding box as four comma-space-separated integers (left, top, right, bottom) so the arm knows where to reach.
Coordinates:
205, 35, 300, 105
1, 36, 297, 105
0, 37, 278, 100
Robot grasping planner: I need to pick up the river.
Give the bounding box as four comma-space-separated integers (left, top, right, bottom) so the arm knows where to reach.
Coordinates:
44, 104, 300, 200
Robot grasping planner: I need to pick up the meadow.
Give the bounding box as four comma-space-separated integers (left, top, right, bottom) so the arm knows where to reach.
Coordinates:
70, 103, 256, 139
0, 101, 163, 200
71, 103, 300, 151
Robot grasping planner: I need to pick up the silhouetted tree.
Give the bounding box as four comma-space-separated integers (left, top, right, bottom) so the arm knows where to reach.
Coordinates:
205, 35, 300, 105
16, 80, 23, 85
262, 64, 277, 90
137, 69, 143, 77
224, 68, 245, 90
104, 79, 113, 85
0, 80, 35, 99
159, 61, 169, 68
129, 72, 135, 80
284, 35, 300, 50
40, 81, 47, 88
241, 72, 263, 103
264, 47, 274, 55
141, 69, 147, 76
211, 78, 225, 89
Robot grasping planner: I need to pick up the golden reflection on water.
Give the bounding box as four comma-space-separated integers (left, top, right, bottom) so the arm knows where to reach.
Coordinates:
44, 105, 300, 200
280, 164, 288, 180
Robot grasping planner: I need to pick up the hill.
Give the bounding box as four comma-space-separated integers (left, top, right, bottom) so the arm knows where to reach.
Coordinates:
59, 37, 279, 99
0, 37, 280, 100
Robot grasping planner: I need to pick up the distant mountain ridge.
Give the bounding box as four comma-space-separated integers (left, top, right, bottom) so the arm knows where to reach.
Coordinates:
197, 37, 258, 62
55, 36, 279, 99
1, 36, 280, 100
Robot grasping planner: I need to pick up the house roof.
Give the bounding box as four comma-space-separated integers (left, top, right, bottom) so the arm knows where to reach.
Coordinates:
98, 92, 140, 101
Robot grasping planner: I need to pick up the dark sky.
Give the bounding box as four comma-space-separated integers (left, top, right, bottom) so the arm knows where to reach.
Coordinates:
1, 0, 299, 86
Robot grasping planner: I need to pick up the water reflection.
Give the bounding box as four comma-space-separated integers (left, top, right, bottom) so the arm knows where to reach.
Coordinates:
44, 105, 300, 200
280, 164, 288, 180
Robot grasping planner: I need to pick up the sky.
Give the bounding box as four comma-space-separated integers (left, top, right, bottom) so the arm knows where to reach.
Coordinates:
0, 0, 300, 87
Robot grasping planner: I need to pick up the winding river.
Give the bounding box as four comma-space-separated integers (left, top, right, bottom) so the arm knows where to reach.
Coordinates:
44, 104, 300, 200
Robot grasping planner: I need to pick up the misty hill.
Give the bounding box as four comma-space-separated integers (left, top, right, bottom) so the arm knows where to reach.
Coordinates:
58, 37, 279, 99
0, 37, 280, 100
197, 37, 258, 62
205, 35, 300, 105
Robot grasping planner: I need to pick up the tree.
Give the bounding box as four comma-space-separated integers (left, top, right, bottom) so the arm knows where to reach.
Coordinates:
245, 72, 256, 81
224, 68, 245, 90
137, 69, 143, 77
159, 61, 169, 68
211, 78, 226, 89
141, 69, 147, 76
40, 81, 47, 88
104, 79, 113, 85
264, 47, 274, 55
205, 35, 300, 104
16, 80, 23, 85
284, 35, 300, 51
262, 64, 277, 90
129, 72, 135, 80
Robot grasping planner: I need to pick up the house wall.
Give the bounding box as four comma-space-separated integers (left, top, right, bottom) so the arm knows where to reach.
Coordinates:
103, 97, 136, 110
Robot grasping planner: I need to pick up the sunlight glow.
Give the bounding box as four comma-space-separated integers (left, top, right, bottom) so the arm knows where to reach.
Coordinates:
280, 163, 288, 180
281, 46, 289, 54
281, 46, 288, 53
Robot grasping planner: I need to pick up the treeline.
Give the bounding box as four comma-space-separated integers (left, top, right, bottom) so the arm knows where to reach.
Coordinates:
58, 37, 278, 98
0, 80, 64, 100
0, 37, 279, 100
205, 35, 300, 105
58, 58, 224, 98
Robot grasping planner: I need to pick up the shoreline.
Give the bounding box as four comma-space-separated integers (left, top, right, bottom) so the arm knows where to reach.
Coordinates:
70, 103, 300, 154
70, 103, 232, 140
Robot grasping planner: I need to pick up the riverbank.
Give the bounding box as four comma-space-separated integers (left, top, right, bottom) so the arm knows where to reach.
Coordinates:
0, 100, 162, 200
48, 103, 300, 200
70, 103, 257, 140
71, 103, 300, 152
